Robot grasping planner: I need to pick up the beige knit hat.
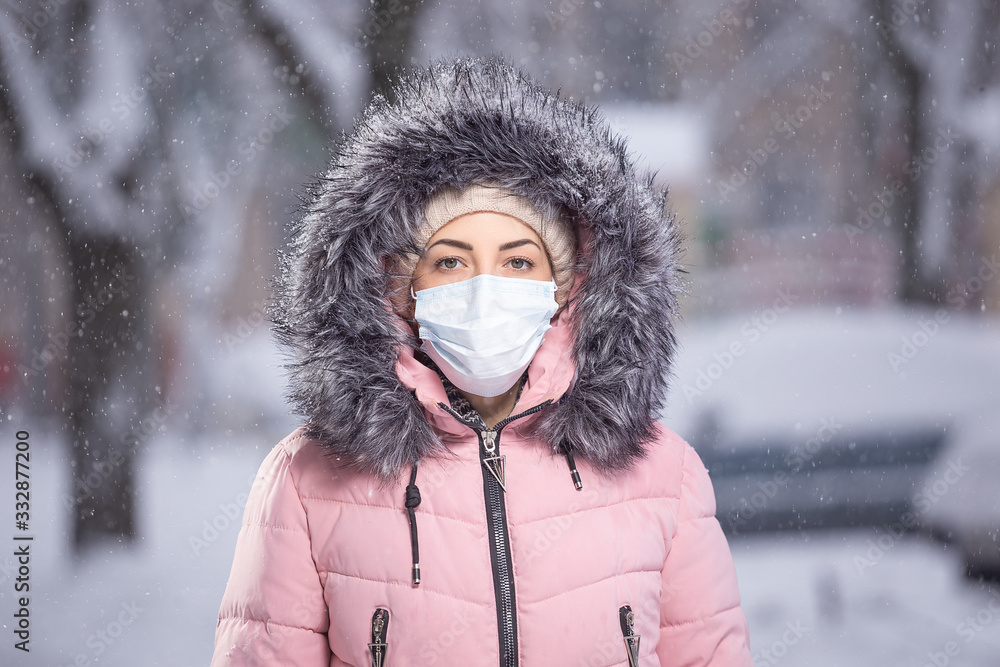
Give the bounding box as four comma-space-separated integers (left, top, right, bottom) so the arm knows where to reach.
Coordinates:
397, 184, 576, 307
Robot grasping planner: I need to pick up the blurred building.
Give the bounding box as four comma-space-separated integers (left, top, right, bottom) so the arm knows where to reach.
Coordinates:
4, 0, 1000, 431
651, 0, 1000, 315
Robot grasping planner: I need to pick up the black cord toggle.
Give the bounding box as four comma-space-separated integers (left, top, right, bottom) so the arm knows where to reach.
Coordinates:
404, 461, 422, 585
564, 443, 583, 490
404, 484, 421, 509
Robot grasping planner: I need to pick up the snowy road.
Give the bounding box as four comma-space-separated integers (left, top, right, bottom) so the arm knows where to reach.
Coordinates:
1, 428, 998, 666
732, 531, 1000, 667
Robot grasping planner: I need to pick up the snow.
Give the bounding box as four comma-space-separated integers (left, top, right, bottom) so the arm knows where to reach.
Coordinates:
0, 327, 296, 665
604, 104, 710, 185
3, 422, 999, 665
0, 425, 267, 666
3, 0, 999, 662
2, 309, 1000, 665
663, 306, 1000, 444
733, 531, 1000, 666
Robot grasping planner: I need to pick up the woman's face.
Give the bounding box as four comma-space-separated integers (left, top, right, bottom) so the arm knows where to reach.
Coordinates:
411, 212, 553, 291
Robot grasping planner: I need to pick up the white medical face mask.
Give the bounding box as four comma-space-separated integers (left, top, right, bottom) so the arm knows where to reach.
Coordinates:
412, 274, 559, 397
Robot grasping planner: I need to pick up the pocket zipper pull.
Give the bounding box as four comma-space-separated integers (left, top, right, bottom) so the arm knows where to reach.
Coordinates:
369, 608, 389, 667
619, 604, 640, 667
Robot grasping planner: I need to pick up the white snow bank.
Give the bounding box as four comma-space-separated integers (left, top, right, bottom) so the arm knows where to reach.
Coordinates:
663, 306, 1000, 445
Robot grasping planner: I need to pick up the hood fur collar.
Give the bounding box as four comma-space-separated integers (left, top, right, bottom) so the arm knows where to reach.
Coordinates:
272, 58, 683, 480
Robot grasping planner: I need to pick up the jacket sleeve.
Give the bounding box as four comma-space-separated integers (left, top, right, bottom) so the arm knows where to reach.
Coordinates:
211, 441, 332, 666
657, 442, 753, 666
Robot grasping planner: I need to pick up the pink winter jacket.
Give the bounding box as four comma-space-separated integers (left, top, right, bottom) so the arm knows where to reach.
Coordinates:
212, 305, 753, 666
213, 58, 753, 666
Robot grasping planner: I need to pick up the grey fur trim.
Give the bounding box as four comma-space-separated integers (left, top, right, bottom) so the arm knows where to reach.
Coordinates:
271, 57, 683, 480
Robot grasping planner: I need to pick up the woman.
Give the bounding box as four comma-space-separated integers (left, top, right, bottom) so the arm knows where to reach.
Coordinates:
212, 58, 753, 666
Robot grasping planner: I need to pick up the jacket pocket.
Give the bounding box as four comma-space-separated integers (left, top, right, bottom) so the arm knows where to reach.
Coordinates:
619, 605, 640, 667
368, 608, 389, 667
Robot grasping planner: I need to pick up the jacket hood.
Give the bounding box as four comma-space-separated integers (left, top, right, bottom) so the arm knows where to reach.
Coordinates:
272, 57, 683, 480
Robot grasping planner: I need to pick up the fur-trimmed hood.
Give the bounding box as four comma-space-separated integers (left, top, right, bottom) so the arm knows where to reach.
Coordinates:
272, 57, 683, 480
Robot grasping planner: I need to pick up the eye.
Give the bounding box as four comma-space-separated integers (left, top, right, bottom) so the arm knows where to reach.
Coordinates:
435, 256, 462, 270
507, 257, 534, 270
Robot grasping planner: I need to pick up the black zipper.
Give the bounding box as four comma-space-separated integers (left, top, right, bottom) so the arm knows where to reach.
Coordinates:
439, 400, 552, 667
368, 607, 389, 667
619, 604, 640, 667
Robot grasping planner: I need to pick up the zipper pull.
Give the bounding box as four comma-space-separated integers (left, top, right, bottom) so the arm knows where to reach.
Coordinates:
368, 608, 389, 667
482, 429, 497, 453
619, 605, 640, 667
480, 429, 507, 491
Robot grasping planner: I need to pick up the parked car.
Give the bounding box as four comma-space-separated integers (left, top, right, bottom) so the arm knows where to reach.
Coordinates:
698, 418, 946, 534
916, 415, 1000, 579
662, 307, 1000, 534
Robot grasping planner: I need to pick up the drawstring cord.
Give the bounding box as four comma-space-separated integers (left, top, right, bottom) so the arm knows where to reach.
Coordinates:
404, 402, 581, 584
404, 461, 422, 585
563, 443, 583, 490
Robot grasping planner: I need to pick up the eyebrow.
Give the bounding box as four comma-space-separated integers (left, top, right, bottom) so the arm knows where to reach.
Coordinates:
498, 239, 541, 252
426, 239, 473, 251
425, 238, 541, 252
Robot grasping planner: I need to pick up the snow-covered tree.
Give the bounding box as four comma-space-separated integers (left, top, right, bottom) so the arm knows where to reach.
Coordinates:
0, 0, 192, 550
870, 0, 1000, 302
1, 0, 432, 552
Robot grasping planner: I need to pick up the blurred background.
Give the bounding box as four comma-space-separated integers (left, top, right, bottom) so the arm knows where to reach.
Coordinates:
1, 0, 999, 664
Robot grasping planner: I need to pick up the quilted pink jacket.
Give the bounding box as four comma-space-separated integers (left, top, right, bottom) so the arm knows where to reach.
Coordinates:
212, 58, 752, 666
212, 305, 752, 666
